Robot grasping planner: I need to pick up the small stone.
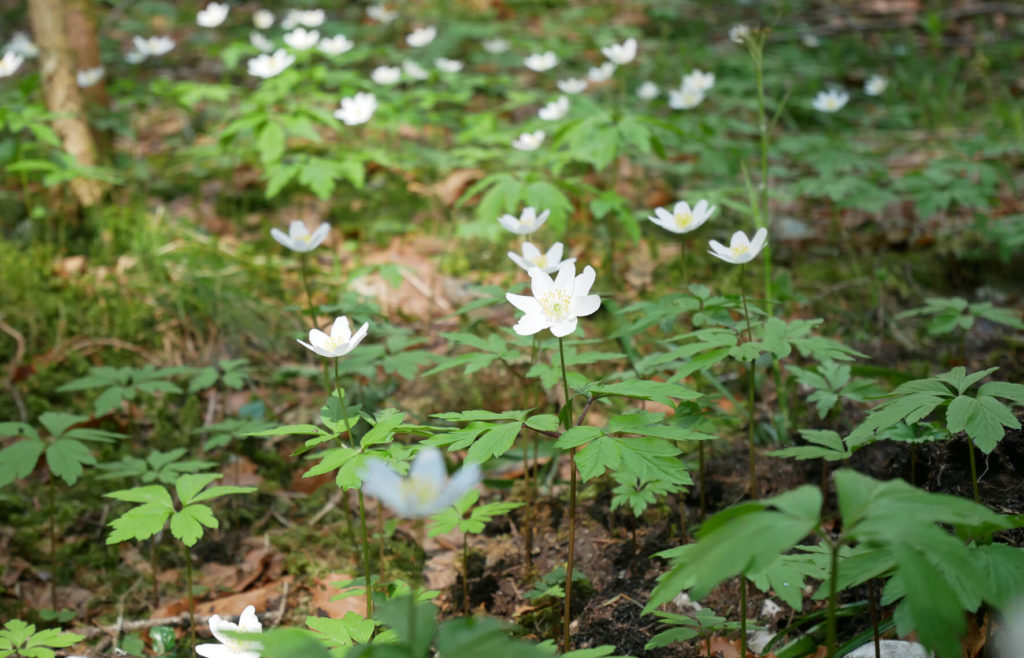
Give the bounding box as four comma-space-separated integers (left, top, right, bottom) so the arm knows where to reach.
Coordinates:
846, 640, 932, 658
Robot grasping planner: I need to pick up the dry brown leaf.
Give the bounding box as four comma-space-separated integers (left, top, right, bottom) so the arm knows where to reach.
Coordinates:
308, 572, 367, 618
194, 577, 293, 618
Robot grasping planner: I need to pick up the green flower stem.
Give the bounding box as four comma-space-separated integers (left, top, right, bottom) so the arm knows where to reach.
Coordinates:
184, 544, 196, 654
740, 265, 757, 498
739, 576, 748, 658
826, 536, 840, 657
49, 475, 57, 611
299, 253, 318, 329
558, 337, 576, 653
462, 533, 470, 615
750, 32, 773, 317
698, 441, 706, 521
868, 579, 881, 658
679, 238, 688, 283
968, 439, 980, 502
333, 359, 374, 618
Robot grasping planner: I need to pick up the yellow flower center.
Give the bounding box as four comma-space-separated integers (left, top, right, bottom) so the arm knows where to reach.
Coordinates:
539, 288, 572, 321
400, 476, 441, 507
530, 254, 548, 268
674, 210, 693, 229
731, 244, 749, 257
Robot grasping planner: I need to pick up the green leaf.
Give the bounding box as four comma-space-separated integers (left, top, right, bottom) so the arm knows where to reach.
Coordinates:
188, 485, 257, 504
106, 503, 171, 544
588, 380, 701, 406
361, 410, 406, 448
37, 412, 88, 439
767, 429, 851, 462
0, 437, 44, 488
258, 120, 286, 165
978, 381, 1024, 405
105, 485, 174, 508
170, 504, 218, 547
45, 439, 96, 486
466, 422, 522, 463
890, 544, 965, 658
175, 473, 222, 506
305, 613, 376, 648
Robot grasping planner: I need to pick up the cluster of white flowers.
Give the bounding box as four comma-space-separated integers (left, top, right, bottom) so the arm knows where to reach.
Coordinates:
538, 95, 569, 121
669, 68, 714, 110
319, 34, 354, 56
647, 197, 769, 266
367, 4, 398, 24
335, 92, 377, 126
512, 130, 545, 151
127, 35, 176, 63
248, 49, 294, 78
281, 8, 325, 30
284, 27, 319, 51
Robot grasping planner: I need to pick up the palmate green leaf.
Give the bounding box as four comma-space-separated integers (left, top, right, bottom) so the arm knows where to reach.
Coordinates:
360, 409, 406, 448
0, 437, 44, 488
36, 412, 88, 439
45, 438, 96, 486
890, 543, 964, 658
106, 503, 171, 544
946, 394, 1020, 453
935, 366, 998, 395
970, 302, 1024, 330
848, 392, 949, 446
587, 379, 701, 406
170, 503, 218, 547
306, 613, 376, 648
767, 429, 851, 462
645, 486, 822, 613
466, 422, 522, 463
105, 485, 174, 507
175, 473, 222, 506
23, 626, 85, 650
190, 485, 257, 504
978, 381, 1024, 405
972, 543, 1024, 609
304, 446, 357, 479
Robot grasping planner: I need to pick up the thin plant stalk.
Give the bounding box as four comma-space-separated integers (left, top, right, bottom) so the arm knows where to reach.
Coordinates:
298, 254, 318, 329
826, 536, 841, 657
740, 265, 757, 498
150, 538, 159, 608
184, 544, 196, 653
462, 533, 470, 615
698, 441, 706, 521
868, 579, 880, 658
739, 576, 748, 658
749, 30, 773, 316
968, 439, 980, 502
521, 443, 534, 574
333, 360, 374, 618
48, 475, 57, 611
558, 337, 576, 653
377, 500, 386, 582
679, 238, 688, 283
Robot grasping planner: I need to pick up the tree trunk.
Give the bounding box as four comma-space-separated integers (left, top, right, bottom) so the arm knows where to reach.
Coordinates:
28, 0, 105, 207
65, 0, 108, 109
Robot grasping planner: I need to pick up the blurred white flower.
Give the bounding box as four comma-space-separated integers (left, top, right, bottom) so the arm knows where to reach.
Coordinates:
247, 49, 294, 78
482, 38, 509, 54
557, 77, 587, 94
587, 61, 615, 82
801, 33, 821, 48
5, 32, 38, 58
284, 27, 319, 51
601, 37, 637, 65
637, 81, 659, 100
334, 92, 377, 126
250, 31, 273, 52
197, 2, 229, 28
272, 220, 329, 252
366, 4, 398, 24
361, 447, 481, 519
538, 95, 569, 121
668, 86, 705, 110
76, 66, 105, 88
371, 65, 401, 85
196, 605, 262, 658
298, 316, 369, 359
435, 57, 463, 73
648, 200, 716, 234
282, 9, 325, 29
729, 23, 750, 44
402, 60, 429, 80
132, 35, 176, 58
406, 26, 437, 48
506, 262, 601, 337
708, 228, 768, 265
508, 242, 575, 275
524, 51, 558, 72
497, 207, 550, 235
812, 88, 849, 113
682, 69, 715, 93
0, 51, 25, 78
864, 74, 888, 96
512, 130, 545, 151
319, 34, 354, 56
253, 9, 274, 30
125, 51, 147, 65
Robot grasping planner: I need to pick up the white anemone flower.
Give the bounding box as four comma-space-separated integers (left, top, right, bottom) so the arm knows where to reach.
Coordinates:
708, 228, 768, 265
801, 33, 821, 48
319, 34, 354, 56
0, 51, 25, 78
76, 66, 105, 88
864, 74, 888, 96
668, 86, 705, 110
406, 26, 437, 48
247, 49, 294, 78
601, 37, 637, 65
284, 27, 319, 51
512, 130, 545, 151
196, 606, 262, 658
648, 200, 716, 234
482, 38, 509, 54
729, 23, 750, 44
812, 88, 849, 113
298, 316, 369, 359
557, 77, 587, 94
506, 261, 601, 337
253, 9, 274, 30
402, 60, 429, 80
361, 447, 481, 519
498, 207, 550, 235
538, 95, 569, 121
197, 2, 229, 28
637, 81, 659, 100
508, 242, 575, 275
249, 31, 273, 53
371, 65, 401, 85
435, 57, 463, 73
5, 32, 38, 58
125, 51, 147, 64
334, 92, 377, 126
524, 51, 558, 72
282, 9, 325, 29
366, 4, 398, 24
132, 35, 176, 58
682, 69, 715, 93
270, 220, 329, 252
587, 62, 615, 83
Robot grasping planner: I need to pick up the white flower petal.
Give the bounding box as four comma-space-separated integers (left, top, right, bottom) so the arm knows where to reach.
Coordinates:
550, 318, 579, 337
574, 294, 601, 317
513, 312, 551, 336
